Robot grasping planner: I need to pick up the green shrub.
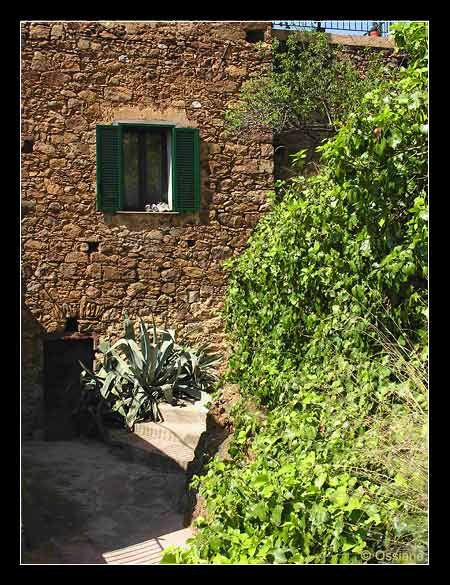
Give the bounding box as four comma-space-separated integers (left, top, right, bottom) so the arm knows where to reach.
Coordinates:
77, 314, 221, 432
162, 323, 427, 564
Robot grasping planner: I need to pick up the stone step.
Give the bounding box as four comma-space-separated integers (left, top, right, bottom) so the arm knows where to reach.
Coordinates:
133, 422, 202, 450
155, 401, 208, 427
108, 402, 207, 470
109, 430, 196, 471
102, 527, 194, 565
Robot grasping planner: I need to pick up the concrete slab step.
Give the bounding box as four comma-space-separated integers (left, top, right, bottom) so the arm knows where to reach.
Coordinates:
102, 527, 194, 565
108, 402, 207, 470
109, 430, 196, 471
158, 401, 208, 420
133, 422, 202, 450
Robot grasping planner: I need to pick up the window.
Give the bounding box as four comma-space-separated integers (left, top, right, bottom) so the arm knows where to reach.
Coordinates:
96, 123, 200, 213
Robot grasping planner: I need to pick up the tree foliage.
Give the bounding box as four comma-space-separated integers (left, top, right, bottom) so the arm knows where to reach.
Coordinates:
225, 31, 397, 133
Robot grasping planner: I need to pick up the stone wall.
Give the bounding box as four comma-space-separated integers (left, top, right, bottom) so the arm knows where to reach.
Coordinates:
21, 21, 274, 362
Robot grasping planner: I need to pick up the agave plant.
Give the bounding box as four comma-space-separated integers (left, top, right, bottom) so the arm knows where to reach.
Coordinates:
79, 313, 222, 431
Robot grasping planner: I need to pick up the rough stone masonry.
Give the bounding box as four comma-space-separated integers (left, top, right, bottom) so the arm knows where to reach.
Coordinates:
21, 21, 274, 335
21, 20, 274, 436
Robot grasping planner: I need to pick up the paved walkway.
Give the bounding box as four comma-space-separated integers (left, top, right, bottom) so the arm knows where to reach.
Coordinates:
21, 402, 206, 564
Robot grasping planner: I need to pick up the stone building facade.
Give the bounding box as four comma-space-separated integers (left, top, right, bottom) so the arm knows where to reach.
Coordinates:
21, 20, 274, 437
21, 21, 394, 438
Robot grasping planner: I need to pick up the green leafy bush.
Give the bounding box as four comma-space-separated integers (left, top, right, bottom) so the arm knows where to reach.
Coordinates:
162, 22, 428, 565
78, 314, 221, 431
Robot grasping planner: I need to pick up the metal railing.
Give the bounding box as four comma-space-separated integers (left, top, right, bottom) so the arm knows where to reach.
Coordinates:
272, 21, 405, 37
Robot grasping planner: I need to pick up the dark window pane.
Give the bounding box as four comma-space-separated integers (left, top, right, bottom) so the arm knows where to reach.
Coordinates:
123, 129, 140, 210
143, 131, 167, 205
122, 127, 169, 210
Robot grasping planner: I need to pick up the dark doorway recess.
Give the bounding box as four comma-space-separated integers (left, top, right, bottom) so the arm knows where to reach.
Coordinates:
43, 332, 94, 440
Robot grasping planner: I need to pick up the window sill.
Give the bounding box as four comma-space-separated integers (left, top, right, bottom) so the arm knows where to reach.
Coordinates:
103, 209, 206, 228
116, 211, 180, 215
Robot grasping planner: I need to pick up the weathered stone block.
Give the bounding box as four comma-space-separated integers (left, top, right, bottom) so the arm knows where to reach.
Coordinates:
65, 252, 89, 263
50, 24, 65, 39
225, 64, 247, 77
78, 39, 91, 49
58, 263, 78, 278
78, 89, 97, 102
161, 282, 176, 294
86, 285, 100, 298
213, 25, 246, 41
260, 143, 273, 157
99, 31, 117, 39
65, 115, 88, 131
60, 57, 81, 72
30, 24, 50, 39
102, 265, 136, 281
35, 143, 56, 156
258, 159, 273, 173
145, 230, 164, 240
211, 246, 232, 260
86, 263, 102, 279
234, 160, 259, 174
48, 202, 62, 212
40, 72, 70, 87
62, 223, 83, 238
104, 86, 133, 102
218, 213, 245, 228
127, 282, 147, 298
118, 259, 138, 271
91, 252, 119, 264
24, 239, 46, 251
188, 290, 200, 303
206, 271, 224, 285
183, 266, 204, 278
67, 98, 82, 109
161, 268, 181, 281
31, 53, 49, 72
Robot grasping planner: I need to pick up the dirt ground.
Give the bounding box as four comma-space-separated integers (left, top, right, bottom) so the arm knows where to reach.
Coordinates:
21, 439, 188, 564
20, 389, 244, 564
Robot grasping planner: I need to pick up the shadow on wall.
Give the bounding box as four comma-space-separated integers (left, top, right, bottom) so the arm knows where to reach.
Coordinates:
21, 302, 46, 440
183, 409, 231, 527
22, 198, 47, 440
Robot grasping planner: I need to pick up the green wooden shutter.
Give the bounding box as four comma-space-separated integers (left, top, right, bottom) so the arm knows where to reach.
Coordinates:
96, 125, 123, 212
173, 127, 200, 212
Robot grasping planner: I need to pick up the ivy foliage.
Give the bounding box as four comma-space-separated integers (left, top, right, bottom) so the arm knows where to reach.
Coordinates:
162, 22, 428, 565
225, 30, 396, 133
